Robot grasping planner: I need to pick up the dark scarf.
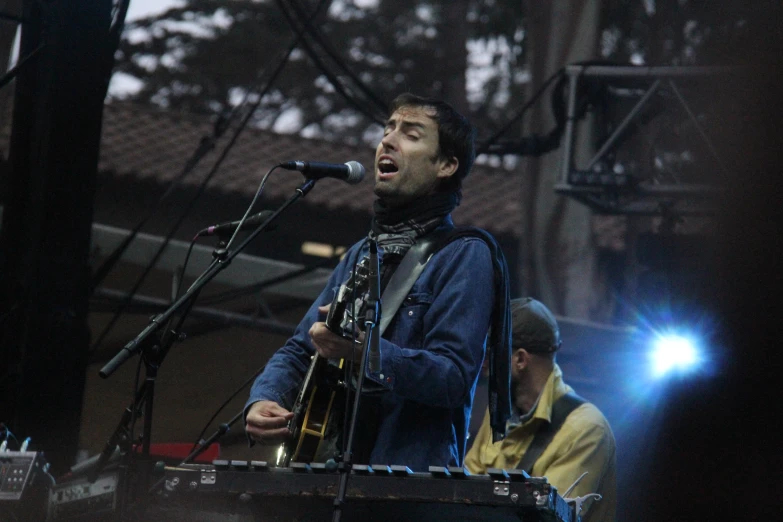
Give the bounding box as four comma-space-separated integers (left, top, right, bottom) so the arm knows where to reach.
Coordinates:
371, 192, 459, 289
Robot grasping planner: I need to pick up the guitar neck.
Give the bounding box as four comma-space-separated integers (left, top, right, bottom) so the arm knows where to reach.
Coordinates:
295, 353, 323, 406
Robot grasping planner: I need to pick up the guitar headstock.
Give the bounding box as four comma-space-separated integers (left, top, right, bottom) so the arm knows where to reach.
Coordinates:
325, 256, 372, 338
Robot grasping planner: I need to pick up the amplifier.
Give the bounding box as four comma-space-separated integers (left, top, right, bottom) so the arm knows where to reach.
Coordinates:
156, 460, 576, 522
0, 450, 47, 501
46, 471, 119, 521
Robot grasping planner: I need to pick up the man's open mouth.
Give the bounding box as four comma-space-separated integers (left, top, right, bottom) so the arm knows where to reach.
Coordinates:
377, 157, 398, 177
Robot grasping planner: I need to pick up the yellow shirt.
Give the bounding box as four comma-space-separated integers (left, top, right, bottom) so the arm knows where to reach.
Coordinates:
464, 364, 617, 522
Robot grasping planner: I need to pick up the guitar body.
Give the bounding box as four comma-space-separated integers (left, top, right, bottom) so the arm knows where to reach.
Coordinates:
279, 355, 342, 466
278, 257, 370, 466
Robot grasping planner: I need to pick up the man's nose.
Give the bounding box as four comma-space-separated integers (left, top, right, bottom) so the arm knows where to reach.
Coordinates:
380, 131, 398, 150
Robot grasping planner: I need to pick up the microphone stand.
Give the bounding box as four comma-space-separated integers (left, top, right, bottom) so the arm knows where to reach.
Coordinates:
332, 238, 381, 522
113, 296, 200, 520
178, 409, 244, 466
93, 179, 318, 518
147, 409, 245, 496
99, 178, 316, 376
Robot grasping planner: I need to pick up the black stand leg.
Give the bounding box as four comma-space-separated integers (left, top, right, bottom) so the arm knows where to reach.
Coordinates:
332, 237, 381, 522
86, 178, 318, 518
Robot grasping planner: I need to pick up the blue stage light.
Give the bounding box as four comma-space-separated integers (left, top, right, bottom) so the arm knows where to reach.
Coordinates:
649, 333, 701, 378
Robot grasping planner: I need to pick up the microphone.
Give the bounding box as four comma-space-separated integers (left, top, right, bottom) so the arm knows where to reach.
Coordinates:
280, 160, 365, 185
71, 446, 122, 477
196, 210, 276, 238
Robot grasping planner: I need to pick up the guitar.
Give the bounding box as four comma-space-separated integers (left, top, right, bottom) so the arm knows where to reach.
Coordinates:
276, 257, 371, 466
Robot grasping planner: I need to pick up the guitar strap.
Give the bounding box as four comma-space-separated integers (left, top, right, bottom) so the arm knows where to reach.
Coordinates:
515, 392, 587, 473
375, 225, 513, 444
378, 226, 455, 335
341, 227, 455, 397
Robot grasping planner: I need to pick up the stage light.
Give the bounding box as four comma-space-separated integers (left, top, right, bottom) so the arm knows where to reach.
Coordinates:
649, 333, 701, 378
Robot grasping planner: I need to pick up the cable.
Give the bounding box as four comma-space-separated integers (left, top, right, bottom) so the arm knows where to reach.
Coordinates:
172, 238, 199, 302
280, 0, 386, 121
275, 0, 386, 125
155, 165, 278, 347
219, 168, 276, 253
90, 0, 331, 352
286, 0, 388, 116
90, 113, 234, 294
197, 253, 342, 306
111, 351, 145, 495
94, 0, 356, 299
476, 67, 566, 156
168, 164, 277, 343
118, 164, 288, 470
0, 42, 45, 92
122, 166, 280, 434
0, 423, 19, 448
188, 363, 267, 456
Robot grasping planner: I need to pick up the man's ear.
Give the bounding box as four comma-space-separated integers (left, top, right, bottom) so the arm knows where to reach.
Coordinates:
436, 155, 459, 180
513, 348, 531, 372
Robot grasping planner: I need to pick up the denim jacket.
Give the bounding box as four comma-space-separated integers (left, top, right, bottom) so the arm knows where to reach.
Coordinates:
245, 223, 495, 471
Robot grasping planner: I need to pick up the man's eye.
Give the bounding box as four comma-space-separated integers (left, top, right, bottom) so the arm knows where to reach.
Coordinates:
407, 134, 419, 140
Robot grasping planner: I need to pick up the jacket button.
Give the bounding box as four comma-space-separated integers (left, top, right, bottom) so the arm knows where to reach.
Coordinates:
408, 310, 414, 316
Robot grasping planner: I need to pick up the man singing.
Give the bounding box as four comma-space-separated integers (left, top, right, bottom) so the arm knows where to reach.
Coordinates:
245, 93, 511, 471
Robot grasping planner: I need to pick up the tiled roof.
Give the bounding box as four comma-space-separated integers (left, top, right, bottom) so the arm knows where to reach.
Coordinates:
97, 103, 524, 238
1, 102, 631, 249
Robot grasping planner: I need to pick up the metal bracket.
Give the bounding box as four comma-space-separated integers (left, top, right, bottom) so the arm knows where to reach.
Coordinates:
492, 479, 511, 496
200, 470, 216, 485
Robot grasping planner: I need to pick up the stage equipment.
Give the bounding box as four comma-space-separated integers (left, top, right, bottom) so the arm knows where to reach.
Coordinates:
91, 169, 359, 520
1, 450, 51, 521
46, 471, 119, 522
157, 461, 577, 522
0, 450, 48, 501
555, 65, 733, 215
280, 160, 366, 184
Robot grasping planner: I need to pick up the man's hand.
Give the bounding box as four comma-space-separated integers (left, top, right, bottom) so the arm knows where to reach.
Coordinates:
309, 305, 364, 360
245, 401, 294, 445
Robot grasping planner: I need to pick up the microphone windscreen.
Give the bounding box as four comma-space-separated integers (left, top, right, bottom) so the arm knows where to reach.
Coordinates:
344, 161, 366, 185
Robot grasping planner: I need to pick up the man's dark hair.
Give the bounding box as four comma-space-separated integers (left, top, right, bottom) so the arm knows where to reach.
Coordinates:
388, 93, 476, 197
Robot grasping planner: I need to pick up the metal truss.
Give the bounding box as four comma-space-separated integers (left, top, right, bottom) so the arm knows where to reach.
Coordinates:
555, 65, 734, 216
